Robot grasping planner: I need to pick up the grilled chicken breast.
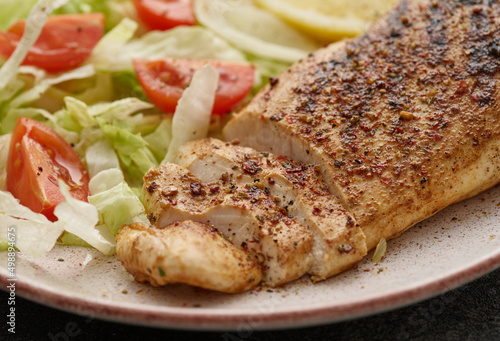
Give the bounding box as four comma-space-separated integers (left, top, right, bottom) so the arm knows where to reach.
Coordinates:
224, 0, 500, 250
116, 221, 262, 293
177, 138, 367, 281
142, 163, 314, 286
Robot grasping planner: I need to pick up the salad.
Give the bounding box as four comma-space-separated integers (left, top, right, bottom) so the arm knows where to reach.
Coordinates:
0, 0, 322, 258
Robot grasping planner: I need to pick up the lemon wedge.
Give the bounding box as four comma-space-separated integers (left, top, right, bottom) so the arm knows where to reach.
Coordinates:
254, 0, 399, 42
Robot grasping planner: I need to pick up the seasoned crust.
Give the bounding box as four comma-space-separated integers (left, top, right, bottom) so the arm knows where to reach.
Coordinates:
224, 0, 500, 249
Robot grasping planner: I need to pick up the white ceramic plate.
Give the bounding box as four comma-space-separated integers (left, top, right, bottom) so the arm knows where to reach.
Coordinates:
1, 184, 500, 331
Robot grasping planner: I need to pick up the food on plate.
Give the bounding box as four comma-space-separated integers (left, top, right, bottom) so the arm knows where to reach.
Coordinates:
6, 117, 90, 221
139, 162, 314, 286
254, 0, 399, 41
176, 138, 366, 281
119, 0, 500, 292
192, 0, 321, 63
133, 58, 255, 115
5, 0, 497, 295
0, 13, 104, 73
224, 0, 500, 252
116, 220, 262, 293
132, 0, 196, 31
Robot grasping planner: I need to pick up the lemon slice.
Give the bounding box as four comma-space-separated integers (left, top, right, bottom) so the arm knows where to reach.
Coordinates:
254, 0, 399, 42
193, 0, 320, 63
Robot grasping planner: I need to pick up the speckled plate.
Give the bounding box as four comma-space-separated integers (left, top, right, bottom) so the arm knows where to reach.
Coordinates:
1, 185, 500, 331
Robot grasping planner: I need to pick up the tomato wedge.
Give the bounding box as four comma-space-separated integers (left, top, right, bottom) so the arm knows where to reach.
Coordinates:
132, 0, 195, 31
133, 58, 255, 115
6, 117, 90, 221
0, 13, 104, 73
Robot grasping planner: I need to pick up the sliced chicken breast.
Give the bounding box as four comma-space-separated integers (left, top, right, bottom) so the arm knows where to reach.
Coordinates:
116, 221, 262, 293
142, 163, 314, 286
177, 138, 367, 281
224, 0, 500, 250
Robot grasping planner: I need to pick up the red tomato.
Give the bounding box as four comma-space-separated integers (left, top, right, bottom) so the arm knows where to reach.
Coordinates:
132, 0, 195, 31
6, 117, 90, 221
133, 58, 255, 115
0, 13, 104, 73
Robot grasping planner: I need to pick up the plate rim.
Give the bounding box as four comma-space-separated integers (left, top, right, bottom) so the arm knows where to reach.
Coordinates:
1, 248, 499, 331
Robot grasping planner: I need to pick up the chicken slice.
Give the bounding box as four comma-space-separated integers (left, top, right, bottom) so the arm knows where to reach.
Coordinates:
116, 221, 262, 293
177, 138, 367, 281
142, 163, 314, 286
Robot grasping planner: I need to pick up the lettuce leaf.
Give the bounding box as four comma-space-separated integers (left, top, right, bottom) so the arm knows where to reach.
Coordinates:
144, 118, 173, 163
0, 134, 11, 190
0, 186, 115, 257
0, 191, 64, 258
163, 64, 219, 163
96, 117, 157, 183
52, 96, 159, 184
54, 0, 145, 32
89, 21, 248, 73
0, 0, 38, 30
88, 181, 148, 236
54, 181, 115, 255
0, 0, 70, 91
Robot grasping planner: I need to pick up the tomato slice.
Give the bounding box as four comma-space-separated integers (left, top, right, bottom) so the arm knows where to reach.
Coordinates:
132, 0, 195, 31
133, 58, 255, 115
6, 117, 90, 221
0, 13, 104, 73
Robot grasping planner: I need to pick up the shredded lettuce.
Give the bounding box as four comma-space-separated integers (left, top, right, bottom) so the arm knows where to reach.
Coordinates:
54, 181, 115, 255
50, 97, 161, 185
9, 65, 96, 109
89, 21, 248, 72
85, 139, 147, 237
96, 117, 157, 183
0, 187, 115, 257
0, 134, 11, 189
0, 65, 99, 133
0, 0, 38, 30
87, 17, 138, 72
0, 199, 65, 258
54, 0, 145, 32
0, 0, 70, 91
163, 64, 219, 164
88, 182, 148, 236
85, 139, 121, 179
35, 72, 115, 112
144, 118, 173, 163
89, 168, 124, 195
0, 0, 322, 259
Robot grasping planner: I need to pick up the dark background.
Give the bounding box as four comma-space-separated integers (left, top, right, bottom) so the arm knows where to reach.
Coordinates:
1, 267, 499, 341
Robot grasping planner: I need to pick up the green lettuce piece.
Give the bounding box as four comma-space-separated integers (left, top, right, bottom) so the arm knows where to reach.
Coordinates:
35, 72, 115, 113
0, 65, 98, 134
54, 0, 139, 31
144, 118, 173, 163
89, 23, 248, 72
0, 0, 70, 91
245, 53, 290, 92
51, 97, 160, 183
58, 232, 92, 248
112, 71, 147, 101
97, 117, 157, 182
88, 181, 148, 236
0, 0, 38, 30
54, 180, 116, 255
163, 64, 218, 163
